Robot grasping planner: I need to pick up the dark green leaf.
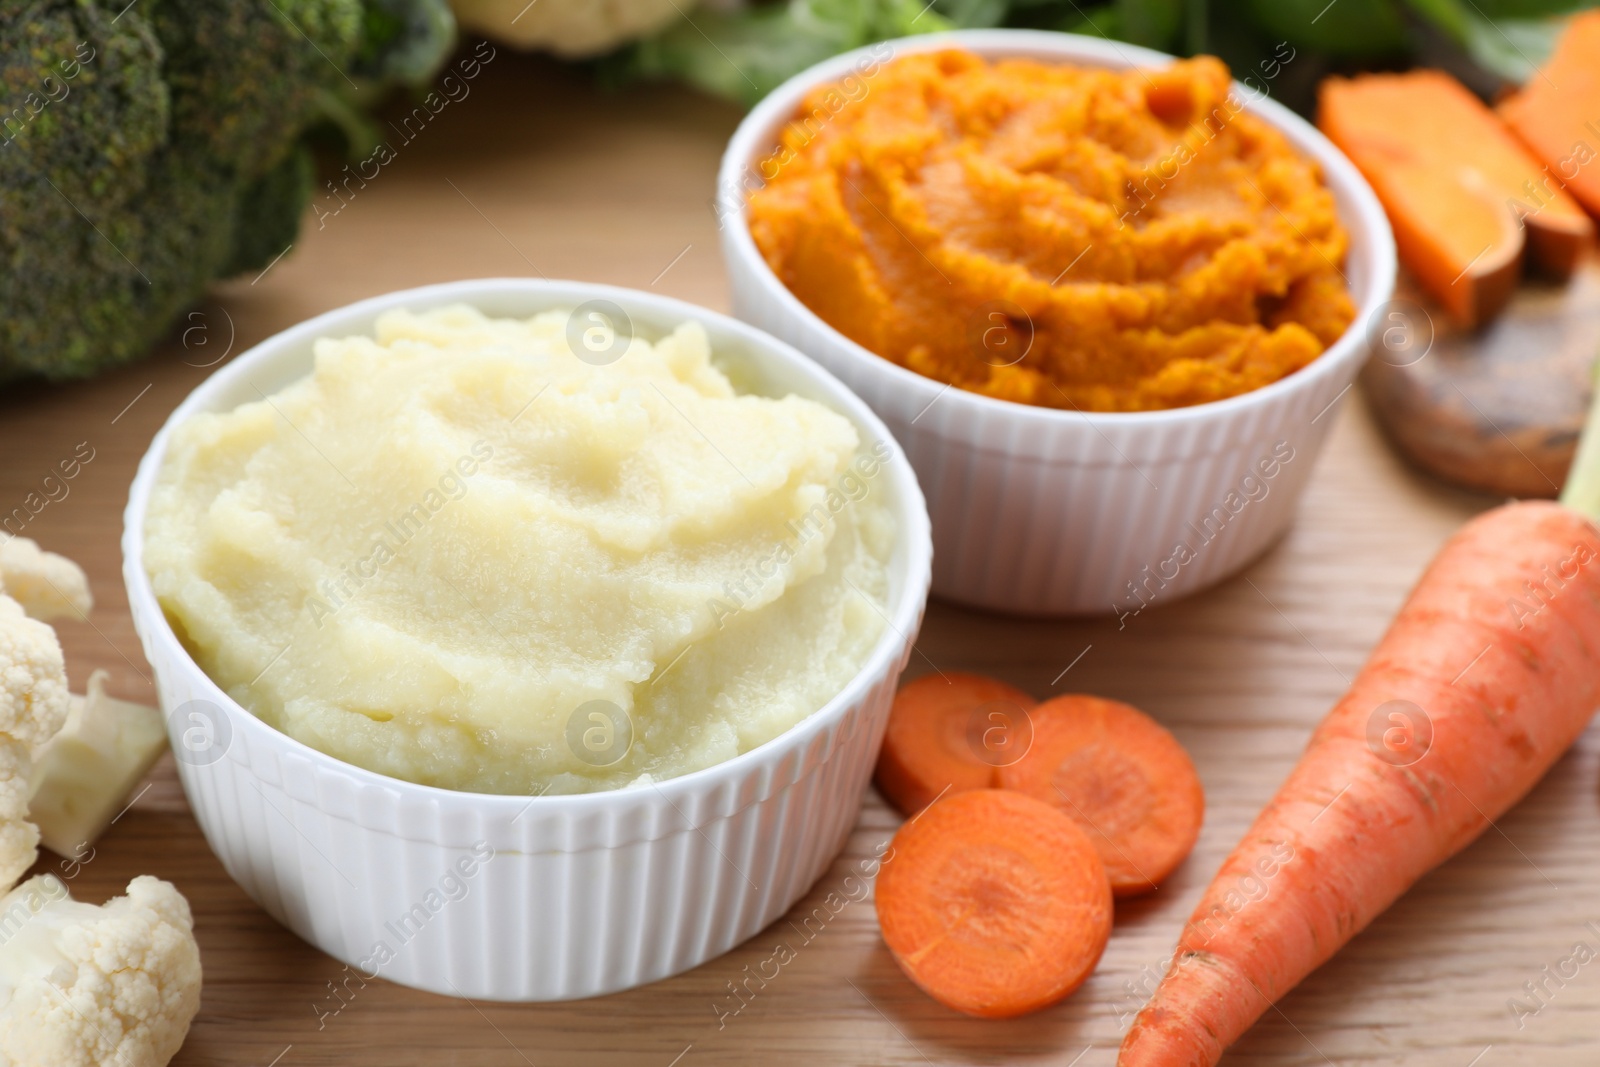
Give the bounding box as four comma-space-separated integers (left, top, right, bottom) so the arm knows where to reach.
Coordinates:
1470, 0, 1592, 17
1246, 0, 1410, 56
931, 0, 1013, 27
1118, 0, 1184, 49
1059, 4, 1126, 39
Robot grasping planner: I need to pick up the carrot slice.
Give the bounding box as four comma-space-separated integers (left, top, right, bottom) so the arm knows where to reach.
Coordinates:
1499, 11, 1600, 219
873, 672, 1037, 816
998, 695, 1203, 897
875, 789, 1113, 1018
1318, 70, 1594, 327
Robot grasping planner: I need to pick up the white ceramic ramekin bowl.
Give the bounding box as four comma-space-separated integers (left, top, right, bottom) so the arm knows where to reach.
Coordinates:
718, 29, 1397, 616
123, 279, 932, 1001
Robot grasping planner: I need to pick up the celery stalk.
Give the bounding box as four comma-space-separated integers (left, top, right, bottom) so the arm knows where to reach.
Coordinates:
1560, 356, 1600, 520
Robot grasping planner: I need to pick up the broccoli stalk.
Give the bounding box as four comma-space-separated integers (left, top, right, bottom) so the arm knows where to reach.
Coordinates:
0, 0, 455, 384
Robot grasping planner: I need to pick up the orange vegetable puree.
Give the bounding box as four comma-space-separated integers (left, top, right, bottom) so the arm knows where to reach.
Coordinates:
746, 51, 1356, 412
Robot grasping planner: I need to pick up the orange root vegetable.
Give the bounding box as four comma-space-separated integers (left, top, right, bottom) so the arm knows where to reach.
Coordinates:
876, 789, 1113, 1018
1319, 71, 1594, 327
1119, 501, 1600, 1067
874, 673, 1037, 816
1500, 11, 1600, 219
998, 695, 1204, 898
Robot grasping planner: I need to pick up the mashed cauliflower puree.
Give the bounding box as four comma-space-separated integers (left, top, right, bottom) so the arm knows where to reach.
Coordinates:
145, 305, 895, 795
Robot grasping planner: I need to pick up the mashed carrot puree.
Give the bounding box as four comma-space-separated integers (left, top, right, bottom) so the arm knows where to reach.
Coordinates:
746, 51, 1356, 412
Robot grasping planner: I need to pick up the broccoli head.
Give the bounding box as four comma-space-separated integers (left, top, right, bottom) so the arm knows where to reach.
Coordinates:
0, 0, 455, 383
353, 0, 459, 86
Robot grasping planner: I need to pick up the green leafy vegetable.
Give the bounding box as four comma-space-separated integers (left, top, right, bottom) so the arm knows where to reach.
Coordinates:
1402, 0, 1576, 80
618, 0, 953, 107
1116, 0, 1185, 49
1458, 15, 1566, 80
614, 0, 1585, 110
1247, 0, 1409, 56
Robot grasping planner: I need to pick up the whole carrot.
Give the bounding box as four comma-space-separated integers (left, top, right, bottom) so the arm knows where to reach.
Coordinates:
1120, 500, 1600, 1066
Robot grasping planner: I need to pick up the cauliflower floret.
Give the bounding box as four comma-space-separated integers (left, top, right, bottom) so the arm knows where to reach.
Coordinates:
450, 0, 693, 56
0, 596, 70, 888
0, 538, 92, 623
0, 542, 198, 1066
0, 875, 201, 1067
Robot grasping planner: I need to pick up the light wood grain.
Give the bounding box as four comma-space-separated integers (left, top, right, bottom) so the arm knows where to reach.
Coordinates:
3, 47, 1595, 1067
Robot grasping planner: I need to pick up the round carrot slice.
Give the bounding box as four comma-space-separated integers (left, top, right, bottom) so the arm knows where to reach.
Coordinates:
875, 789, 1113, 1018
874, 672, 1037, 816
998, 695, 1203, 898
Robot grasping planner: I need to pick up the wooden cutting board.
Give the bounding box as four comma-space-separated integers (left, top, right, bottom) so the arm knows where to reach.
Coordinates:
4, 48, 1598, 1067
1362, 258, 1600, 499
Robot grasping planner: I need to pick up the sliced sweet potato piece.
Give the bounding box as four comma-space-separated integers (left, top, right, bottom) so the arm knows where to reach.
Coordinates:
1499, 11, 1600, 221
1319, 70, 1593, 327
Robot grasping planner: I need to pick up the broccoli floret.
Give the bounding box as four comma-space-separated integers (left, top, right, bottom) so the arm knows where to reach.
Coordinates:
0, 3, 167, 206
352, 0, 457, 86
224, 145, 316, 276
152, 0, 362, 175
0, 0, 455, 384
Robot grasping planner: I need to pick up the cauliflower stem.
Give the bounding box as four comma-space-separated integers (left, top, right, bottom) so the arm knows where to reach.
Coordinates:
29, 672, 169, 862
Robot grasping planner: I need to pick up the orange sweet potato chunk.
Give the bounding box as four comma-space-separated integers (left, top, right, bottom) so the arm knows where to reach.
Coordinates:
1319, 70, 1593, 329
1500, 11, 1600, 222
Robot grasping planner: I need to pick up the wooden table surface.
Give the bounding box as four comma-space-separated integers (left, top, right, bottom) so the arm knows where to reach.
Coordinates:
5, 47, 1597, 1067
